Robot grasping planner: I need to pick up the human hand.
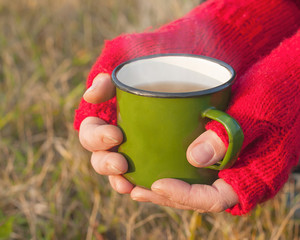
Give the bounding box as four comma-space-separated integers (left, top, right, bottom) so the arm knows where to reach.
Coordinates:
79, 73, 135, 194
130, 129, 239, 213
79, 73, 239, 212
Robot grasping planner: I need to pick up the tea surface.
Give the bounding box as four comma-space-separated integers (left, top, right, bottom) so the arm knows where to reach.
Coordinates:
135, 81, 209, 93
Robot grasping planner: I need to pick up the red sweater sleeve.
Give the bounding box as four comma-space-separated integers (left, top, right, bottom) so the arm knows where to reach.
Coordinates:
74, 0, 300, 215
207, 30, 300, 215
74, 0, 300, 129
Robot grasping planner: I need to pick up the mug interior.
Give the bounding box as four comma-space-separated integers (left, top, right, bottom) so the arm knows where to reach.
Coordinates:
113, 54, 235, 97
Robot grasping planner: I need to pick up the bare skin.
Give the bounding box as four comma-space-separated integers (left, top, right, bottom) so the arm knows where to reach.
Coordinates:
79, 73, 239, 213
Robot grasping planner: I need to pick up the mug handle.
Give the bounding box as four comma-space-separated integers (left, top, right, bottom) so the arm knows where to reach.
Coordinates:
202, 107, 244, 170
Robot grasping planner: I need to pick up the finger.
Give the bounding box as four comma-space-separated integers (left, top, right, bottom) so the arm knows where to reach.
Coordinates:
187, 130, 226, 167
79, 117, 123, 152
108, 175, 135, 194
91, 151, 128, 175
151, 178, 239, 213
83, 73, 116, 104
130, 186, 192, 210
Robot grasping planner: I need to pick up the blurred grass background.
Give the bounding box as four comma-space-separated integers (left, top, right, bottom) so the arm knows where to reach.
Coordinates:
0, 0, 299, 239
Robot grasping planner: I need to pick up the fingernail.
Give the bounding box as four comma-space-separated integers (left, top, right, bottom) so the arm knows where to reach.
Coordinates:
84, 84, 96, 94
108, 164, 122, 174
103, 136, 119, 145
132, 196, 147, 202
190, 142, 215, 166
131, 196, 139, 201
152, 187, 168, 197
84, 78, 102, 95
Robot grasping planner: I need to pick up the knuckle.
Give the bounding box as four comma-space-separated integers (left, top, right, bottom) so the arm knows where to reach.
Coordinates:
177, 186, 194, 206
90, 152, 107, 175
79, 124, 117, 152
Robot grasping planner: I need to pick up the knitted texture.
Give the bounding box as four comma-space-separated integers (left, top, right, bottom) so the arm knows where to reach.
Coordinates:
74, 0, 300, 129
208, 30, 300, 215
74, 0, 300, 215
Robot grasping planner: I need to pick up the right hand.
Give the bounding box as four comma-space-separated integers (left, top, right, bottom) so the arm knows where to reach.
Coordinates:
79, 73, 135, 194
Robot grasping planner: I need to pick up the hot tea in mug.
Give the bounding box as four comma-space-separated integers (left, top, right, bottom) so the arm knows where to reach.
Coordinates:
112, 54, 244, 189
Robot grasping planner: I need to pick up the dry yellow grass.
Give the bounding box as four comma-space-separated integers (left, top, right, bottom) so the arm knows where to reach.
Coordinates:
0, 0, 299, 239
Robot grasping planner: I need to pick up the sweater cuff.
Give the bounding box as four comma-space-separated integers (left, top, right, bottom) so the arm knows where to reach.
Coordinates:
211, 28, 300, 215
74, 97, 117, 131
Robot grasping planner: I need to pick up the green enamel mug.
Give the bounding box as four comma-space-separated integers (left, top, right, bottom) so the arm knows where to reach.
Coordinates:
112, 54, 244, 189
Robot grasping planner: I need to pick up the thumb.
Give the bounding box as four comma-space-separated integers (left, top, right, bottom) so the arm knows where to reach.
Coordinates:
186, 130, 226, 168
83, 73, 116, 104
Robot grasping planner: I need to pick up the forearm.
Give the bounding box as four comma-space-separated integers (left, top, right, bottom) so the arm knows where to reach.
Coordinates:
74, 0, 300, 130
208, 29, 300, 215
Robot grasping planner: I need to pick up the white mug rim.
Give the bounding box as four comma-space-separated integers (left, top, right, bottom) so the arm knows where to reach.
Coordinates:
112, 54, 236, 98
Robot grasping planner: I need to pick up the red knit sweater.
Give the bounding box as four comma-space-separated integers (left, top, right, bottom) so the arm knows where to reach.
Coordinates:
74, 0, 300, 215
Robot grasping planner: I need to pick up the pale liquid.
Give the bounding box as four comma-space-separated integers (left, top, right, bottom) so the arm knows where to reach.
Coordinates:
135, 81, 210, 93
